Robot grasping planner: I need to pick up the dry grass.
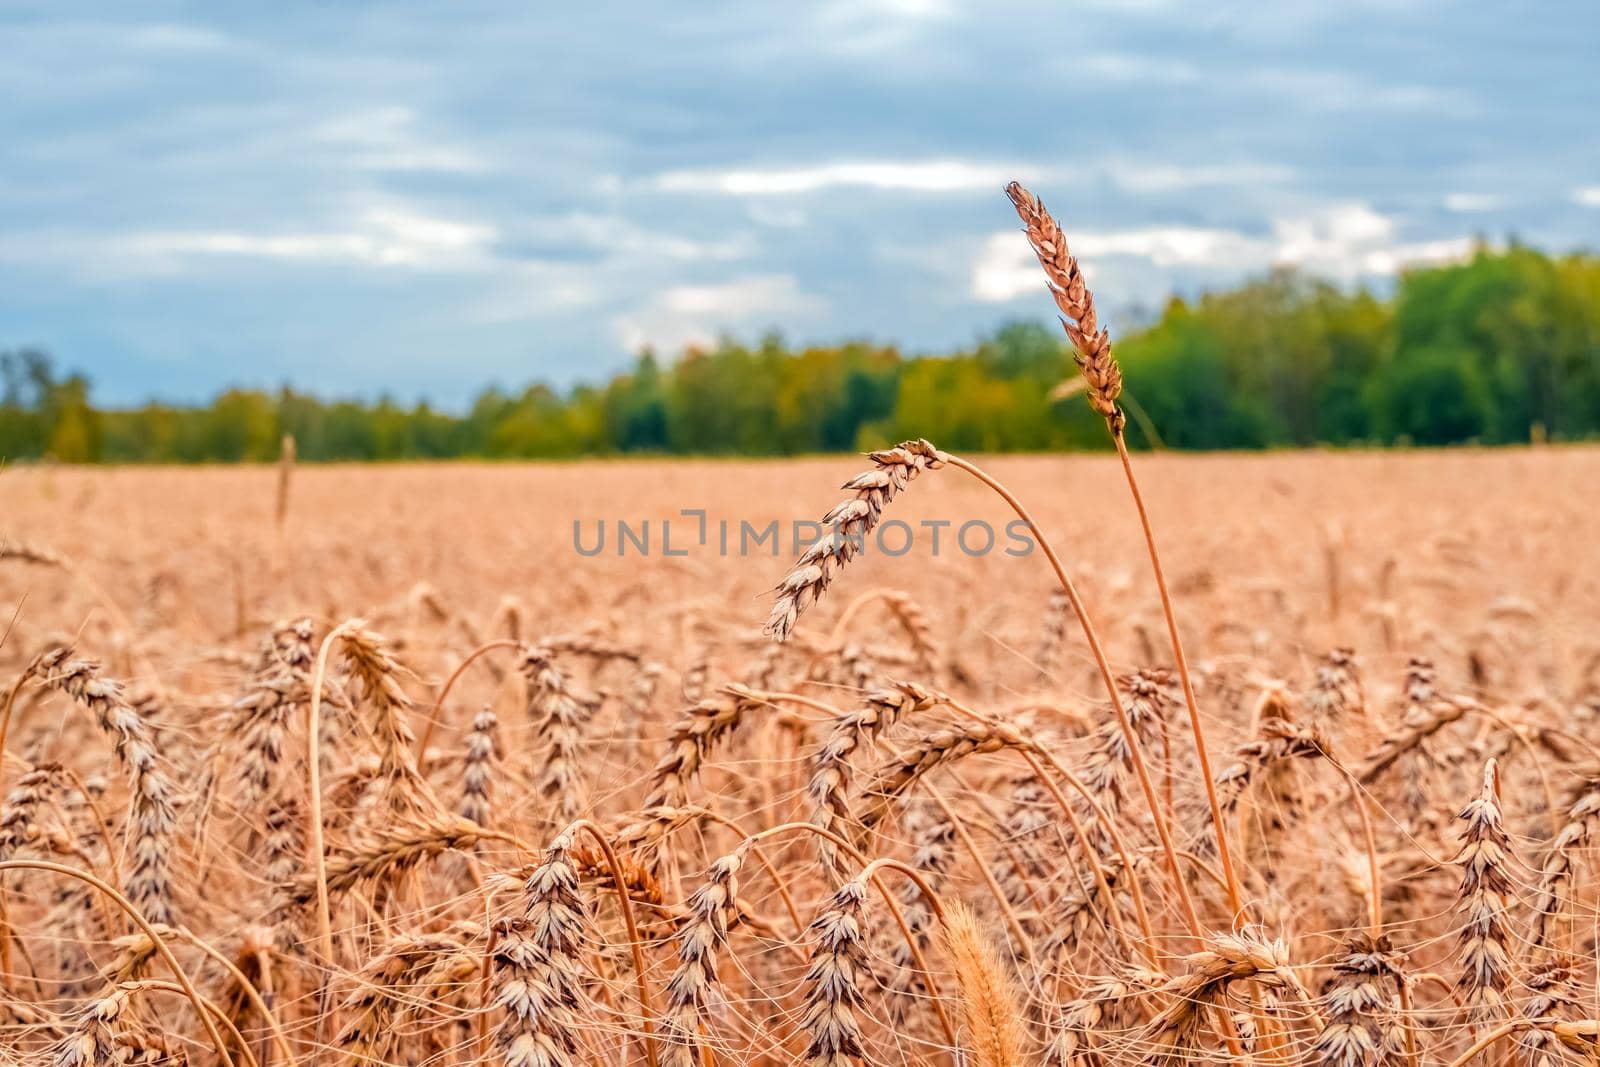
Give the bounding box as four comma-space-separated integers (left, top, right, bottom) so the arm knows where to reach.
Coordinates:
2, 194, 1600, 1066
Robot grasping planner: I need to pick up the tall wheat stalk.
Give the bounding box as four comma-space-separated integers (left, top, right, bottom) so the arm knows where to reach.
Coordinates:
1005, 179, 1243, 917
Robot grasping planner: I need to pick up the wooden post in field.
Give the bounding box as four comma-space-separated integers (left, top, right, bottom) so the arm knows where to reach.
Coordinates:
276, 433, 296, 528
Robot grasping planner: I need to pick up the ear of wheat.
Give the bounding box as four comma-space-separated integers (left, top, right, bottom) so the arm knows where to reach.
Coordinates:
1005, 182, 1124, 433
1453, 759, 1515, 1024
660, 850, 744, 1067
809, 682, 937, 872
1142, 931, 1305, 1065
800, 878, 871, 1067
493, 832, 590, 1067
941, 900, 1027, 1067
31, 648, 178, 925
1311, 934, 1404, 1067
765, 440, 945, 641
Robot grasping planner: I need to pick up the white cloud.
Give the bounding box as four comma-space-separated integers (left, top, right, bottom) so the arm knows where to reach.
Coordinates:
746, 203, 809, 229
1108, 162, 1293, 193
1356, 237, 1475, 276
613, 274, 822, 354
1574, 187, 1600, 207
1073, 0, 1186, 10
463, 217, 756, 326
1247, 68, 1470, 114
1268, 204, 1470, 277
817, 0, 955, 23
655, 157, 1288, 199
125, 23, 233, 51
308, 107, 489, 174
971, 226, 1270, 301
513, 213, 752, 262
1082, 228, 1272, 269
463, 215, 757, 325
972, 201, 1472, 302
1, 198, 766, 347
1072, 54, 1201, 85
655, 159, 1043, 196
861, 0, 954, 16
1272, 203, 1392, 271
810, 0, 956, 56
97, 204, 497, 273
467, 268, 603, 324
971, 236, 1045, 303
1443, 193, 1501, 213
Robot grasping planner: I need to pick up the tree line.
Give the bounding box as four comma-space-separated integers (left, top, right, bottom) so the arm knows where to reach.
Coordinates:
3, 242, 1598, 463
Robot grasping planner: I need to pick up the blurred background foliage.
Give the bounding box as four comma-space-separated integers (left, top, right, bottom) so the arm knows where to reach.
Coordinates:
4, 244, 1598, 463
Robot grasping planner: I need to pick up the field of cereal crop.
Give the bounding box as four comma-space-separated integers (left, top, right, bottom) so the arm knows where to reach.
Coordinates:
3, 445, 1599, 1066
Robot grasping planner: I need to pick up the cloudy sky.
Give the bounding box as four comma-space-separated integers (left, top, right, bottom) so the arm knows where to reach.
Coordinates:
2, 2, 1597, 407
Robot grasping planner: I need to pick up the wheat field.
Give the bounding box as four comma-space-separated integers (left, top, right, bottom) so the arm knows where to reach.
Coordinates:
2, 441, 1598, 1067
3, 184, 1600, 1067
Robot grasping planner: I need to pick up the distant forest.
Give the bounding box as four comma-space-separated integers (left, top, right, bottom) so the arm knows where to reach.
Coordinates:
3, 243, 1598, 463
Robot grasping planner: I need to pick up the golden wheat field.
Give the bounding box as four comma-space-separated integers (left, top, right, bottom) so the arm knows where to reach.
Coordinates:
2, 443, 1600, 1067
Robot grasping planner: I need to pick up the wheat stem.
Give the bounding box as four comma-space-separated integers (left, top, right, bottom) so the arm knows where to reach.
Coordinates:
736, 822, 958, 1049
940, 451, 1205, 939
1113, 432, 1246, 918
304, 617, 358, 967
1445, 1018, 1598, 1067
562, 819, 659, 1067
0, 859, 235, 1067
415, 638, 521, 760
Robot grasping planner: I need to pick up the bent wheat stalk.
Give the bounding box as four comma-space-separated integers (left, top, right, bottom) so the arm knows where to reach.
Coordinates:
305, 617, 359, 964
31, 649, 177, 925
765, 439, 1206, 940
765, 440, 943, 639
0, 860, 235, 1067
1531, 771, 1600, 952
1446, 1018, 1600, 1067
737, 823, 958, 1048
561, 820, 658, 1067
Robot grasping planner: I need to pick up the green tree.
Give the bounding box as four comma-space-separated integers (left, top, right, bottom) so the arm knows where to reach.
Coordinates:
605, 350, 670, 452
1369, 346, 1494, 445
45, 373, 101, 462
5, 244, 1597, 462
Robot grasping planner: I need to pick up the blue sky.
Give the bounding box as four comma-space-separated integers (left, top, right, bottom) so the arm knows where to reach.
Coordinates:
2, 2, 1597, 407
